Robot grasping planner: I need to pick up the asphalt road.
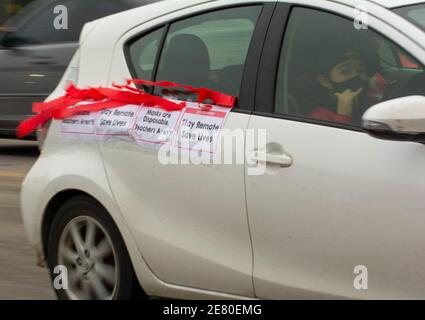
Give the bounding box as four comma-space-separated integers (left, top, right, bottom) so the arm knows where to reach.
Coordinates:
0, 139, 54, 300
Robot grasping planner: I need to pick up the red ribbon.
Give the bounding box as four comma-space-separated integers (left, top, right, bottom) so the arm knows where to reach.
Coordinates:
128, 79, 236, 107
16, 79, 236, 138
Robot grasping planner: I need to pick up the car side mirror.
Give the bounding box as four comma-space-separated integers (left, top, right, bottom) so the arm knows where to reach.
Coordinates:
1, 31, 35, 49
362, 96, 425, 144
1, 32, 21, 48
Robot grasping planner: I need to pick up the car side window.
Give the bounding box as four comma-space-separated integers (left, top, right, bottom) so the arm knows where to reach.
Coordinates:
154, 6, 262, 99
379, 41, 420, 70
275, 7, 425, 127
128, 28, 165, 81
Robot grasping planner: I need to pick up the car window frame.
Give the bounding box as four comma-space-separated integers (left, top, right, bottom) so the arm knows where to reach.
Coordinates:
125, 26, 167, 92
123, 2, 276, 113
255, 3, 425, 133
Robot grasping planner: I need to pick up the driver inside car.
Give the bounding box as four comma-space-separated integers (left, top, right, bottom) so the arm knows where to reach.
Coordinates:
309, 43, 388, 125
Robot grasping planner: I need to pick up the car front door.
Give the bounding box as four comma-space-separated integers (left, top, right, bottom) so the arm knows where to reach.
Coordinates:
101, 3, 275, 296
246, 2, 425, 299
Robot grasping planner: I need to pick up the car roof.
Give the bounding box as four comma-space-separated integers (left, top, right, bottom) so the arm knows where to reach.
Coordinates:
367, 0, 425, 9
88, 0, 425, 49
94, 0, 425, 31
87, 0, 214, 42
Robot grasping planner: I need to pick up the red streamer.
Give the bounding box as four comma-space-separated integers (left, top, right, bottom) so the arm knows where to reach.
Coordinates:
16, 79, 236, 138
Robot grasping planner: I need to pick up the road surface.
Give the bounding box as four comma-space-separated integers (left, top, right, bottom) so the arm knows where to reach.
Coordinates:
0, 139, 54, 299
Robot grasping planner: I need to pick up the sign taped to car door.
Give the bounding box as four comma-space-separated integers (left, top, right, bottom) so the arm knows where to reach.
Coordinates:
59, 101, 232, 156
17, 79, 236, 157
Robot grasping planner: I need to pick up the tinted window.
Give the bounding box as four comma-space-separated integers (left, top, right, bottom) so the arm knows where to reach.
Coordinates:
155, 6, 262, 99
275, 8, 425, 127
128, 28, 164, 81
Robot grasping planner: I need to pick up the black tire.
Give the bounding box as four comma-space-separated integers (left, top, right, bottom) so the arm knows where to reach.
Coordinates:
46, 195, 140, 300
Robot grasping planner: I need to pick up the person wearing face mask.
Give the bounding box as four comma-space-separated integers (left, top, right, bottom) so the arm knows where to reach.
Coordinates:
308, 50, 371, 124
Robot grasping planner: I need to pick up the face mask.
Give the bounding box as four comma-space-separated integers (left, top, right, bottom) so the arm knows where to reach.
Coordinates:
331, 76, 368, 94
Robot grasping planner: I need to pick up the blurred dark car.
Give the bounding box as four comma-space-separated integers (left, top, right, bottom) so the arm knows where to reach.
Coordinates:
0, 0, 158, 139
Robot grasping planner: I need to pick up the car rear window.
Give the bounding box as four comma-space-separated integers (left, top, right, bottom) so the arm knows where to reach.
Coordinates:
154, 6, 262, 98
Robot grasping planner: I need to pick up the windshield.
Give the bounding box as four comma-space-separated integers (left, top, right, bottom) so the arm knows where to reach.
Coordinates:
395, 4, 425, 32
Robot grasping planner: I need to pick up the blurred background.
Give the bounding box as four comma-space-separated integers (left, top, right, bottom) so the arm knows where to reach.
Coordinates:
0, 0, 157, 140
0, 0, 158, 299
0, 0, 32, 25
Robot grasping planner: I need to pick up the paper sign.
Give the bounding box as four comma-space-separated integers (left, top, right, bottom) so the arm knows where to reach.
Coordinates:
96, 105, 139, 137
175, 106, 229, 154
132, 107, 182, 146
60, 110, 98, 136
60, 100, 232, 156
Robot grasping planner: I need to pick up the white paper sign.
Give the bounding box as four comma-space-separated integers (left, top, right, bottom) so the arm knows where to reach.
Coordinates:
61, 112, 97, 136
175, 106, 229, 155
95, 105, 139, 138
60, 100, 232, 156
132, 107, 182, 146
60, 101, 100, 136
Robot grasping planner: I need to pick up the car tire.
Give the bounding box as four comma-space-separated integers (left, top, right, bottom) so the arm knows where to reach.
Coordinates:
46, 195, 139, 300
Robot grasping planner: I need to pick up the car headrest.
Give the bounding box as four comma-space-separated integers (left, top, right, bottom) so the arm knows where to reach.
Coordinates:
159, 34, 210, 88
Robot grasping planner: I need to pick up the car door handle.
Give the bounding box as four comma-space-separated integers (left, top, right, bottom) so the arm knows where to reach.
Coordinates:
251, 150, 293, 167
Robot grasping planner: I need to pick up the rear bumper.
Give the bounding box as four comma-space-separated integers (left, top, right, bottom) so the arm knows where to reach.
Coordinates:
21, 156, 54, 268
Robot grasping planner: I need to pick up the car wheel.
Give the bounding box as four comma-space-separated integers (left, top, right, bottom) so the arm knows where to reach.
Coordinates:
47, 195, 137, 300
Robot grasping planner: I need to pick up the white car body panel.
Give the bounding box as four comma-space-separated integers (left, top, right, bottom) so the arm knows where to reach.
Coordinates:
23, 124, 253, 299
247, 116, 425, 299
246, 0, 425, 299
370, 0, 425, 8
23, 0, 266, 300
98, 113, 253, 296
104, 0, 274, 297
20, 0, 425, 299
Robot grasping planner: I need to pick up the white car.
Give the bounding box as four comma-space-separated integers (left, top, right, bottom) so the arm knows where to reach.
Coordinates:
21, 0, 425, 300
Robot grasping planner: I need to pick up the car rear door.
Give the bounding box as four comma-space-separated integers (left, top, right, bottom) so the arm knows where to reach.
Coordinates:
246, 2, 425, 299
100, 2, 275, 296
